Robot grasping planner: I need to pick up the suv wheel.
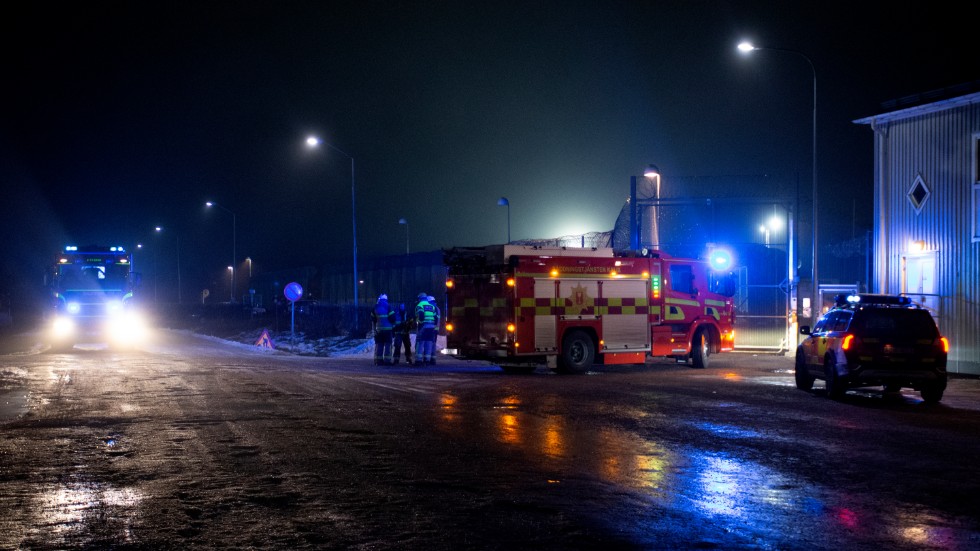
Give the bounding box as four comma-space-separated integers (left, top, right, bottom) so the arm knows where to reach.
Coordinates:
824, 355, 846, 400
795, 352, 814, 391
920, 384, 944, 404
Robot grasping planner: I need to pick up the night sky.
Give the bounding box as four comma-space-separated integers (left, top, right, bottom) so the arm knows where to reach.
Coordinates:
2, 1, 974, 299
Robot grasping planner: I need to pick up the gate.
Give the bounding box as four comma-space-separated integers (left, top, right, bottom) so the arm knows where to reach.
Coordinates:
616, 179, 797, 352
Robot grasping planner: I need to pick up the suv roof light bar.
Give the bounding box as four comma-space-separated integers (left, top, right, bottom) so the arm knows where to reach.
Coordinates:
834, 294, 914, 308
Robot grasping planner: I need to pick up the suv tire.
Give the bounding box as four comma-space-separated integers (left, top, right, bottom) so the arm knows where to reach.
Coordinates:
795, 352, 814, 391
920, 383, 945, 404
824, 354, 846, 400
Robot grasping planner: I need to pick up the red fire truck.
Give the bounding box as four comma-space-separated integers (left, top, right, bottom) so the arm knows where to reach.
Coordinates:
445, 245, 736, 373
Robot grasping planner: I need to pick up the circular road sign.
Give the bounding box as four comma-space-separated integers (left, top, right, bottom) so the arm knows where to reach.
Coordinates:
284, 282, 303, 302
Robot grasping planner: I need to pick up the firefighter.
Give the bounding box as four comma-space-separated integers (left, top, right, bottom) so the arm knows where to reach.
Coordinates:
410, 292, 427, 360
392, 302, 413, 365
415, 294, 439, 365
371, 294, 395, 366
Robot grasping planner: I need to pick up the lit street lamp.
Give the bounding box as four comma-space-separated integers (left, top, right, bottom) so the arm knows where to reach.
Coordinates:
155, 225, 182, 303
738, 40, 818, 314
398, 218, 409, 254
643, 164, 661, 249
497, 197, 510, 244
205, 201, 237, 302
306, 135, 359, 329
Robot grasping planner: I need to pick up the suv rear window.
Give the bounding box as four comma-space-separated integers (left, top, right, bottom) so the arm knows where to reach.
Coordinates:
852, 309, 938, 338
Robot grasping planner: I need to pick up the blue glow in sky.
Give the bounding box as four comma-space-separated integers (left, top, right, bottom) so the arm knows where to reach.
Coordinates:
1, 1, 974, 297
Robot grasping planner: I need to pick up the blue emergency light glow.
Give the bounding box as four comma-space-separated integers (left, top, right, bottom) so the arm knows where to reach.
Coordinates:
708, 249, 733, 271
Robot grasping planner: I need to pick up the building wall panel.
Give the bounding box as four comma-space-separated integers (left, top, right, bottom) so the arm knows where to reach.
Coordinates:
870, 96, 980, 374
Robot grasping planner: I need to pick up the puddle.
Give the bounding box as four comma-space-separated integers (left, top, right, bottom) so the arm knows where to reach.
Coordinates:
0, 389, 29, 421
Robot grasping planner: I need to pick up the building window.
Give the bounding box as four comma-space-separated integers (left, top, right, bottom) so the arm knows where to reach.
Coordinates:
973, 133, 980, 242
908, 174, 930, 214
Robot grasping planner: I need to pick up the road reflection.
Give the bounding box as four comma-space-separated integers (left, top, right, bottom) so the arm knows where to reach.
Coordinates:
431, 390, 967, 547
28, 482, 143, 545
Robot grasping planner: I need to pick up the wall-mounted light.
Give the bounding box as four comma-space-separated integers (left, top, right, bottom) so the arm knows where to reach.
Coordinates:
908, 240, 926, 252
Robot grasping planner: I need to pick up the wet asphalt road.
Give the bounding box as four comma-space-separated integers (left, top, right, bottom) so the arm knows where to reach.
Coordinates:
1, 329, 980, 550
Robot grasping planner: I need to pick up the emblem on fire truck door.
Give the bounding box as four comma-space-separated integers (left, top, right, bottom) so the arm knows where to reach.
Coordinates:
566, 283, 593, 315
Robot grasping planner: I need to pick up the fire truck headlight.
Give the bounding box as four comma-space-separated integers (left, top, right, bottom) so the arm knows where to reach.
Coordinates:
66, 302, 81, 315
52, 316, 75, 338
107, 311, 149, 345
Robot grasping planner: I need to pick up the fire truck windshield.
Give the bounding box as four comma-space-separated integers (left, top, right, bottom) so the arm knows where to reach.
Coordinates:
58, 264, 129, 290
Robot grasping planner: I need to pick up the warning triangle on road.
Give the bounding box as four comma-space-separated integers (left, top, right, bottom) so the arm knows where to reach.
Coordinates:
255, 329, 275, 349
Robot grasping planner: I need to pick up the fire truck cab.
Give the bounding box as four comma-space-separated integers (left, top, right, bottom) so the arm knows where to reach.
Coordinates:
445, 245, 736, 373
45, 245, 147, 350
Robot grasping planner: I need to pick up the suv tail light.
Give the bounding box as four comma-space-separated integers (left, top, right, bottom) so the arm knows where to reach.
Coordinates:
842, 334, 856, 351
938, 336, 950, 353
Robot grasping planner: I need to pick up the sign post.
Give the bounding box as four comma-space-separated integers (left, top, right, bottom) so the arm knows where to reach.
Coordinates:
283, 282, 303, 337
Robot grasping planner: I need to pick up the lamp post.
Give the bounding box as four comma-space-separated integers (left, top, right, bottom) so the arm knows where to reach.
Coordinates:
305, 135, 359, 327
497, 197, 510, 244
738, 41, 818, 315
205, 201, 236, 302
155, 225, 182, 303
226, 266, 234, 301
643, 164, 661, 249
398, 218, 409, 254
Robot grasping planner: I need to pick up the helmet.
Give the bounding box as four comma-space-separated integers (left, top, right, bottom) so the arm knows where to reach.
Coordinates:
427, 296, 435, 302
417, 292, 427, 300
378, 294, 388, 302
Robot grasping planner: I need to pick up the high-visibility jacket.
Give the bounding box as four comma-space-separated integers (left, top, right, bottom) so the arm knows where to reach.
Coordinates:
415, 300, 438, 325
372, 301, 395, 330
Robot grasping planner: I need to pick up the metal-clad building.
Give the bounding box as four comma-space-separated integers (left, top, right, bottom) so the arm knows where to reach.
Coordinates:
854, 86, 980, 374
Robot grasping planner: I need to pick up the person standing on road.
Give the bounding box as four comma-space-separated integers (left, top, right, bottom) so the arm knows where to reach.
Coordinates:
392, 302, 413, 365
411, 292, 426, 362
415, 294, 440, 365
371, 294, 395, 366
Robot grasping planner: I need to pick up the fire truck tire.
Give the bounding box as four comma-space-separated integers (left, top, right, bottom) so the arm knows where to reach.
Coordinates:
690, 329, 710, 369
558, 330, 595, 374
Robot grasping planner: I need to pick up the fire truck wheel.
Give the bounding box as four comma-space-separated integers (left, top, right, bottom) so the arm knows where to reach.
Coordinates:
558, 330, 595, 374
691, 329, 710, 369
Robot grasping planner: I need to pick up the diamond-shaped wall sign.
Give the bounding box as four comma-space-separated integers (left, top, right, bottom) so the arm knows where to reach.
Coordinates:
908, 175, 930, 214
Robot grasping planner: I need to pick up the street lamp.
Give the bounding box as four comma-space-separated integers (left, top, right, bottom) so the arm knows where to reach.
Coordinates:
306, 135, 359, 325
205, 201, 237, 302
759, 214, 782, 248
737, 40, 818, 315
497, 197, 510, 244
155, 225, 182, 303
398, 218, 409, 254
643, 164, 661, 250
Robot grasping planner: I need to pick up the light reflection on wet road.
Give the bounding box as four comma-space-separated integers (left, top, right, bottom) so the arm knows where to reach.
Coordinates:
1, 331, 979, 549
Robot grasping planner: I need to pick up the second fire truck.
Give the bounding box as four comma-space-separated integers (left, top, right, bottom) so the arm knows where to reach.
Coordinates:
445, 245, 737, 373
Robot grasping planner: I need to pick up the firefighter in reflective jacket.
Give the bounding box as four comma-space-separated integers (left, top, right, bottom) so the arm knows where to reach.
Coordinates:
415, 295, 439, 365
371, 294, 396, 365
392, 302, 413, 365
